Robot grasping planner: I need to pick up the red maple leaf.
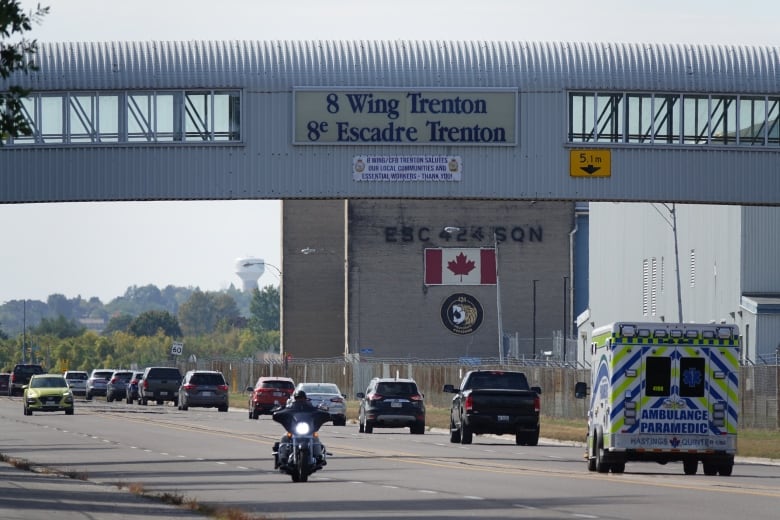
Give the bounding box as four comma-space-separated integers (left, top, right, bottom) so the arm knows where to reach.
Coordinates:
447, 252, 476, 281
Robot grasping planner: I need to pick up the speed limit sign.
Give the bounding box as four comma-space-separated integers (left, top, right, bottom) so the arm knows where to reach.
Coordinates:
170, 342, 184, 356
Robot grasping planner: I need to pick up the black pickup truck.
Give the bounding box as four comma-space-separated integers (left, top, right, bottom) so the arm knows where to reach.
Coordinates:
443, 370, 541, 446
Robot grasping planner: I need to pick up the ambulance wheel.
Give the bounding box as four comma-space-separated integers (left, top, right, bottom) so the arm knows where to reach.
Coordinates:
718, 464, 733, 476
683, 458, 698, 475
702, 462, 718, 476
586, 434, 597, 471
595, 434, 610, 473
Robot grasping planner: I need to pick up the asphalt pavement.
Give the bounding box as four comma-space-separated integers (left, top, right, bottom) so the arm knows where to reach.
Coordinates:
0, 462, 203, 520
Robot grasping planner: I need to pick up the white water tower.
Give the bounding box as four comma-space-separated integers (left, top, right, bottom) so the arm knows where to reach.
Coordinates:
235, 257, 266, 291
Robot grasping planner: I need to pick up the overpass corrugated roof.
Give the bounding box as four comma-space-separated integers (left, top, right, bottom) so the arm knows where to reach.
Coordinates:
5, 40, 778, 93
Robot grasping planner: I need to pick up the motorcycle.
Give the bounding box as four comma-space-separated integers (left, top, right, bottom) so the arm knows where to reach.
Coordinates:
272, 405, 331, 482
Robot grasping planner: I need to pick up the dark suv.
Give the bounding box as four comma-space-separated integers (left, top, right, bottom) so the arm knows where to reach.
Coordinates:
139, 366, 182, 405
9, 364, 45, 396
357, 377, 426, 434
178, 370, 229, 412
106, 370, 134, 402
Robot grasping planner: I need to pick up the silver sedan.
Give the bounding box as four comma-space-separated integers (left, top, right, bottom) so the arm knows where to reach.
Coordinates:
288, 383, 347, 426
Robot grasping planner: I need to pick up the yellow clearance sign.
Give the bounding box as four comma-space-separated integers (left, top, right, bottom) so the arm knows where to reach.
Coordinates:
570, 149, 611, 177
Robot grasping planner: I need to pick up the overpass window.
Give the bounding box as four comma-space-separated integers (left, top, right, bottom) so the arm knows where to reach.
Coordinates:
595, 93, 623, 142
69, 94, 97, 143
570, 92, 778, 148
128, 92, 155, 142
709, 96, 737, 145
651, 95, 680, 144
683, 95, 712, 144
1, 89, 241, 145
97, 94, 120, 142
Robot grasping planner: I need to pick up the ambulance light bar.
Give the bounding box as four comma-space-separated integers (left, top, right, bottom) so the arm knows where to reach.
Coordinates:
619, 324, 636, 337
716, 327, 733, 339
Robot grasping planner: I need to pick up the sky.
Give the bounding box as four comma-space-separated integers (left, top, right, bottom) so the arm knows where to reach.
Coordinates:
2, 0, 778, 304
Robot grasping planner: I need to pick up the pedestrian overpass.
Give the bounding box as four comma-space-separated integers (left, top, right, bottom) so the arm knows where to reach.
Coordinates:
1, 40, 778, 206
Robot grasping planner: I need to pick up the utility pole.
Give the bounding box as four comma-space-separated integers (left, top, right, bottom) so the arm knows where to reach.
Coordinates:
532, 279, 539, 359
563, 276, 568, 362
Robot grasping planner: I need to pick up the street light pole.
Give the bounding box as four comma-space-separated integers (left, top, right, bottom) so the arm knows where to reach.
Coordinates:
653, 203, 684, 323
532, 279, 539, 359
23, 300, 27, 364
562, 276, 568, 363
494, 231, 504, 364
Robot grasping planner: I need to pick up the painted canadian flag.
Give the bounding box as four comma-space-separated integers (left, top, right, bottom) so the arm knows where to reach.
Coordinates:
424, 248, 497, 285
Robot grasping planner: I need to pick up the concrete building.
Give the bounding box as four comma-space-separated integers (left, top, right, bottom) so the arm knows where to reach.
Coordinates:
282, 199, 583, 361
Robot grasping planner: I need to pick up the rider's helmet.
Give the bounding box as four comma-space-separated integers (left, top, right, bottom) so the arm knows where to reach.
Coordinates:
293, 389, 307, 401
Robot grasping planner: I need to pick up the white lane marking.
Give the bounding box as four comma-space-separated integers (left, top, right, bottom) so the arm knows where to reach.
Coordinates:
418, 490, 437, 494
464, 495, 484, 500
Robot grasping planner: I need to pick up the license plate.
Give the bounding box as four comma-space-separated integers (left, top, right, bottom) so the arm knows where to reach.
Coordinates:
160, 391, 168, 396
201, 391, 213, 396
274, 392, 284, 396
391, 401, 402, 408
497, 415, 509, 422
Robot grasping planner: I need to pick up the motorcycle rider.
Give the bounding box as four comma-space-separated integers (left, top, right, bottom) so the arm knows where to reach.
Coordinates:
272, 389, 330, 469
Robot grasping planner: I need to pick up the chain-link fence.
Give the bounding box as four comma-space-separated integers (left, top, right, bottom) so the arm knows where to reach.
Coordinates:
174, 356, 778, 429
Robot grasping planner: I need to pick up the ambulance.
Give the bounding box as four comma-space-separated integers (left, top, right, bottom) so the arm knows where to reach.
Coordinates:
575, 321, 739, 476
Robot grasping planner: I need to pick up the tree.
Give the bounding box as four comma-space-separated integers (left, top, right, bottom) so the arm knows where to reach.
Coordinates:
1, 1, 48, 142
249, 285, 280, 332
31, 315, 85, 339
128, 310, 182, 338
102, 313, 135, 335
178, 290, 242, 336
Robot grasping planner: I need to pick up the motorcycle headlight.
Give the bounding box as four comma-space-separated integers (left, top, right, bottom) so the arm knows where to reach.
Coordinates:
294, 422, 311, 435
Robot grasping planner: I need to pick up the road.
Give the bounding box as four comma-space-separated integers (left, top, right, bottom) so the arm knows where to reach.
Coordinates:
1, 396, 779, 519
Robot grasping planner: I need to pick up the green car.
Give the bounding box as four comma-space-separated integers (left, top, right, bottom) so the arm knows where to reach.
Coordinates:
23, 374, 75, 415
